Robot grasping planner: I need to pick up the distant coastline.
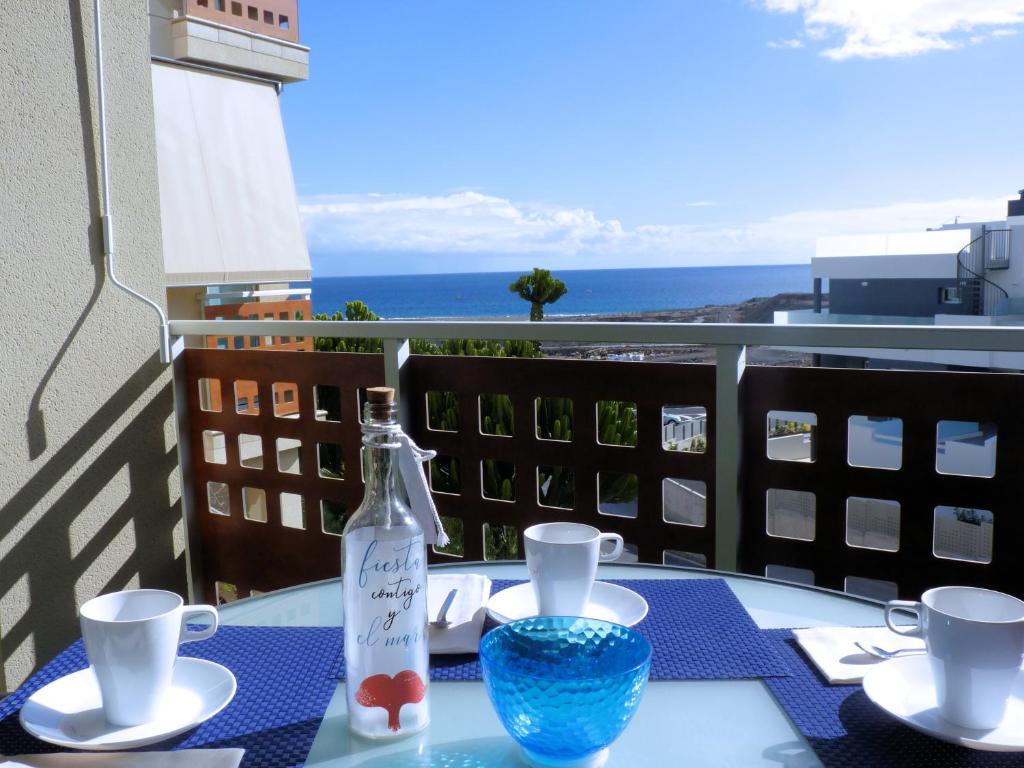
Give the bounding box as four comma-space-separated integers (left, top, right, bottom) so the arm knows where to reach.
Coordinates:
540, 292, 825, 366
309, 263, 811, 320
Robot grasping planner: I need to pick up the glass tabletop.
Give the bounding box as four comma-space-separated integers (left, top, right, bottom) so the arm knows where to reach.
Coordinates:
219, 562, 886, 767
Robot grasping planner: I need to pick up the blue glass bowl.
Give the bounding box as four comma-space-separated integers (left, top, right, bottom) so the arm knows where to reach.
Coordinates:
480, 617, 652, 768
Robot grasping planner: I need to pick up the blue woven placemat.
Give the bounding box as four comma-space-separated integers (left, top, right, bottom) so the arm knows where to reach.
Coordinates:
0, 626, 342, 767
764, 629, 1024, 767
332, 578, 791, 682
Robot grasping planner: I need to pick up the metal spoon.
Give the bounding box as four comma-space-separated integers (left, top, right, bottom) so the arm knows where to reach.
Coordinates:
431, 588, 458, 629
855, 641, 925, 659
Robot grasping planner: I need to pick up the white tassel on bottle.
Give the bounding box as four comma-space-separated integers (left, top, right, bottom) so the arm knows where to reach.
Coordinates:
396, 434, 449, 548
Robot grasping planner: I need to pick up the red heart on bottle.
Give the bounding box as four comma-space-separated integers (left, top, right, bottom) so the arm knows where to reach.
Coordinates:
354, 670, 426, 731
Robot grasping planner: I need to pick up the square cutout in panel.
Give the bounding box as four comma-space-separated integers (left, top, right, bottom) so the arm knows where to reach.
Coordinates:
535, 396, 573, 442
280, 492, 305, 529
766, 488, 815, 541
663, 550, 708, 568
848, 416, 902, 470
765, 564, 814, 586
933, 505, 993, 564
276, 438, 302, 475
845, 575, 898, 602
479, 394, 514, 437
272, 382, 299, 418
426, 391, 459, 432
597, 401, 637, 447
234, 380, 259, 415
238, 433, 263, 469
846, 497, 900, 552
198, 378, 222, 412
483, 523, 519, 561
314, 385, 341, 422
202, 430, 226, 465
482, 460, 516, 502
662, 406, 707, 453
429, 455, 461, 495
598, 472, 638, 518
242, 487, 267, 523
537, 465, 574, 509
321, 499, 347, 536
663, 478, 706, 527
936, 421, 997, 478
767, 411, 816, 463
207, 481, 230, 516
215, 581, 238, 605
318, 442, 344, 480
434, 516, 464, 557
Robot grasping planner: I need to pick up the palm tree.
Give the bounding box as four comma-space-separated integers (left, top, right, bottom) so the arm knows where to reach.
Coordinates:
509, 268, 568, 321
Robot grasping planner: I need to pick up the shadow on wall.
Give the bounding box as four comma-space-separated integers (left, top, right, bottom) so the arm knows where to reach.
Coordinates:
2, 354, 185, 691
1, 0, 184, 690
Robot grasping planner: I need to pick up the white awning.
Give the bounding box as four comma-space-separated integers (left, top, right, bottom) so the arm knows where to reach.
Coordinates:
151, 62, 310, 286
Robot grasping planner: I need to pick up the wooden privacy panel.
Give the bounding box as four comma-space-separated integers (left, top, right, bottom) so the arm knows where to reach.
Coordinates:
183, 349, 384, 604
741, 366, 1024, 600
405, 356, 716, 568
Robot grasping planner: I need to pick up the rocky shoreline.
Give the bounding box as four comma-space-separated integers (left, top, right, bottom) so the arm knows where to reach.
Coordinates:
542, 292, 825, 365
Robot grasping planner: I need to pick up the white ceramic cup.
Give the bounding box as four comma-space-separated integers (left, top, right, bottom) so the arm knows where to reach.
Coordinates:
79, 589, 219, 726
525, 522, 624, 616
885, 586, 1024, 730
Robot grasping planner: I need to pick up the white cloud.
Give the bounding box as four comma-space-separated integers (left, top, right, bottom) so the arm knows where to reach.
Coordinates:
767, 38, 805, 49
757, 0, 1024, 59
300, 191, 1010, 273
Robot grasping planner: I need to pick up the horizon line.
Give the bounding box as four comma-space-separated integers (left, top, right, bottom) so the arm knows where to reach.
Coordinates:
305, 262, 811, 282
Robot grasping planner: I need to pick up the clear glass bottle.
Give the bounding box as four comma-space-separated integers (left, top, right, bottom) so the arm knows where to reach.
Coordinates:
341, 387, 430, 739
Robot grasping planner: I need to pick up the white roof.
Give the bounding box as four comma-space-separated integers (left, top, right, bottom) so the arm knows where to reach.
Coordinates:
151, 63, 310, 286
812, 230, 972, 280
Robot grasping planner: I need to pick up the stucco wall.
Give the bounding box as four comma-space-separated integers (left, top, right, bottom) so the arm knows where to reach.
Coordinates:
0, 0, 185, 689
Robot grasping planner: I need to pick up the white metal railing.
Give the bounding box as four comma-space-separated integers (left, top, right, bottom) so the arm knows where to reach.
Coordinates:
168, 318, 1024, 572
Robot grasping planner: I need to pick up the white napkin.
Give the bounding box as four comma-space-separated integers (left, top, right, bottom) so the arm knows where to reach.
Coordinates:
0, 750, 244, 767
427, 574, 492, 655
793, 626, 925, 684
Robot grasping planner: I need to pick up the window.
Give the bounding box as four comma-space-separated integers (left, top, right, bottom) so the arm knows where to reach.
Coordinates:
939, 286, 962, 305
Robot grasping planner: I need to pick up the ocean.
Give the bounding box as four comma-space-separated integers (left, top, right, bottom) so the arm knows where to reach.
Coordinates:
309, 264, 811, 319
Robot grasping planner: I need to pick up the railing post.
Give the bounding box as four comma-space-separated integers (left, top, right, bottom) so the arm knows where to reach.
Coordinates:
169, 336, 204, 603
383, 337, 412, 432
715, 344, 746, 572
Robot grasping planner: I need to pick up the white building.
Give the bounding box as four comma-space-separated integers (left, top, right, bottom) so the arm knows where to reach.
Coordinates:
774, 191, 1024, 370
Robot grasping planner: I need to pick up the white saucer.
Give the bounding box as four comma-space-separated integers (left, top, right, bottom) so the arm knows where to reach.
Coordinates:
486, 582, 649, 627
20, 658, 237, 751
863, 654, 1024, 751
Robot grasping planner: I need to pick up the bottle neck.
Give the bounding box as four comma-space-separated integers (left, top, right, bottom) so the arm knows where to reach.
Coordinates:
361, 426, 406, 524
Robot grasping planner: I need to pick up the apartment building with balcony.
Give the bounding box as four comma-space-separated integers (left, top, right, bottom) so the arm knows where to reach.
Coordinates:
149, 0, 312, 363
774, 191, 1024, 371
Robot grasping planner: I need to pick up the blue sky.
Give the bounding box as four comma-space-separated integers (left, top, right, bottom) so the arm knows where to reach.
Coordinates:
282, 1, 1024, 276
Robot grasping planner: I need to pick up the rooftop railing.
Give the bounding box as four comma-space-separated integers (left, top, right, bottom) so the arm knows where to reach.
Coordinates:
167, 318, 1024, 606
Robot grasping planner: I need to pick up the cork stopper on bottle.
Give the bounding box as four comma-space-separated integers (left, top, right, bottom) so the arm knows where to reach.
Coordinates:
366, 387, 395, 404
365, 387, 397, 423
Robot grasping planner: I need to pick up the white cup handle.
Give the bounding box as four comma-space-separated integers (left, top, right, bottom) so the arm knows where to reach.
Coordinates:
885, 599, 923, 637
598, 533, 624, 562
180, 605, 219, 643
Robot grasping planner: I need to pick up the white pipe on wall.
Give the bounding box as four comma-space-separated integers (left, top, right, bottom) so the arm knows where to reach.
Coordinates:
94, 0, 172, 363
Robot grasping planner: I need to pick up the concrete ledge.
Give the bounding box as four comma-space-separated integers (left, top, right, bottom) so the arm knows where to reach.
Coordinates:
169, 17, 308, 82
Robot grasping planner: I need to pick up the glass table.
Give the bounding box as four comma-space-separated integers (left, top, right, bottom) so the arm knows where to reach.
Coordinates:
219, 562, 886, 767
